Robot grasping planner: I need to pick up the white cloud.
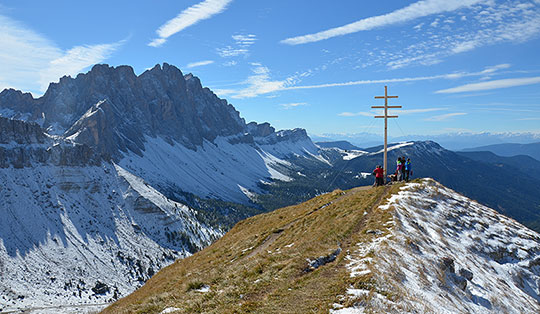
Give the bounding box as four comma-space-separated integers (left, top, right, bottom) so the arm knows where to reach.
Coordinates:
339, 107, 447, 117
281, 0, 484, 45
232, 34, 257, 47
435, 76, 540, 94
0, 14, 122, 95
356, 1, 540, 70
217, 46, 249, 57
284, 74, 457, 91
223, 60, 238, 67
217, 34, 257, 58
216, 64, 511, 99
425, 112, 467, 121
393, 108, 448, 115
229, 65, 288, 98
279, 102, 307, 109
39, 43, 121, 91
338, 111, 374, 117
186, 60, 214, 68
481, 64, 511, 74
149, 0, 233, 47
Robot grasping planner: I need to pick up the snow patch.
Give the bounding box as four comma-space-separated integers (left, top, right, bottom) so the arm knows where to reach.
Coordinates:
338, 179, 540, 313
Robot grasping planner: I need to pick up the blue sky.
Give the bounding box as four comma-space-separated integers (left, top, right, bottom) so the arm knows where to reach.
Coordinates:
1, 0, 540, 138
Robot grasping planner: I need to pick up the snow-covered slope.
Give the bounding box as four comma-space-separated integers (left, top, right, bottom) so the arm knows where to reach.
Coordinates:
0, 162, 221, 313
118, 134, 319, 204
337, 179, 540, 313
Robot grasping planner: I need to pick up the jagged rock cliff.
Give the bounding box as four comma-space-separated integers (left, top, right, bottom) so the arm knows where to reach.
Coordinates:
0, 117, 101, 168
0, 64, 247, 157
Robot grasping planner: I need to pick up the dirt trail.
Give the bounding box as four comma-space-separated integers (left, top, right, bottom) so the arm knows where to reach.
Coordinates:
245, 185, 379, 259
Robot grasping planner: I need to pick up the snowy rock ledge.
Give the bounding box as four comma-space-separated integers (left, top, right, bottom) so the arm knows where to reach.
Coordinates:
334, 178, 540, 313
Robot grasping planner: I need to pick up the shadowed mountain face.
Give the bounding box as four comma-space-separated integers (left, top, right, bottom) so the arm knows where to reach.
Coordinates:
457, 150, 540, 179
461, 142, 540, 161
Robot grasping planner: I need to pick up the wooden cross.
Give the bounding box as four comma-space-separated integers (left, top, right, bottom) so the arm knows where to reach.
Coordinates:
372, 86, 401, 183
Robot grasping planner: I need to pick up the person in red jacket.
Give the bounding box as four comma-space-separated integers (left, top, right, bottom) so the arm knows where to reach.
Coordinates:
373, 165, 384, 186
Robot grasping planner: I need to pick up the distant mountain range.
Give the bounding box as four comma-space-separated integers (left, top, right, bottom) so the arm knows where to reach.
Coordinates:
461, 142, 540, 161
312, 132, 540, 151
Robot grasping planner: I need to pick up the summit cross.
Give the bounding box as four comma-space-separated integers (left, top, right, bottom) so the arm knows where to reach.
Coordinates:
372, 86, 401, 183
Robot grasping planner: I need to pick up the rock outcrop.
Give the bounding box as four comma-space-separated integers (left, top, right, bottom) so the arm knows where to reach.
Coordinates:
0, 117, 102, 168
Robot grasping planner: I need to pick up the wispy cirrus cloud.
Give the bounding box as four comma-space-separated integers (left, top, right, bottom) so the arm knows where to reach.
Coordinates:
232, 34, 257, 47
517, 117, 540, 121
149, 0, 233, 47
362, 1, 540, 70
281, 0, 484, 45
435, 77, 540, 94
214, 64, 512, 99
217, 34, 257, 58
338, 111, 374, 117
219, 65, 289, 98
186, 60, 214, 68
217, 46, 249, 57
338, 108, 447, 117
0, 14, 123, 94
425, 112, 467, 121
279, 102, 307, 109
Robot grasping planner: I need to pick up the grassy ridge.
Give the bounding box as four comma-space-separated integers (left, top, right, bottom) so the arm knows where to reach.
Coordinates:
104, 183, 403, 313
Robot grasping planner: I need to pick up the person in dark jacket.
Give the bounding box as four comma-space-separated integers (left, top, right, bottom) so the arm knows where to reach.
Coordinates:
373, 165, 384, 186
404, 158, 412, 181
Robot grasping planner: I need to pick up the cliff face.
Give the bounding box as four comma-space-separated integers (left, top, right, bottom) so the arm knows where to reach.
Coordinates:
0, 117, 102, 168
0, 116, 45, 144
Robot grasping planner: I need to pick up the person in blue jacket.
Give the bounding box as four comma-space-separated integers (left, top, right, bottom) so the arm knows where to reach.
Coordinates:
404, 158, 412, 181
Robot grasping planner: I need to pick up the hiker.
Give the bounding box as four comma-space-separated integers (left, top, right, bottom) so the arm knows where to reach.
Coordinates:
396, 157, 404, 181
372, 165, 384, 186
405, 158, 412, 181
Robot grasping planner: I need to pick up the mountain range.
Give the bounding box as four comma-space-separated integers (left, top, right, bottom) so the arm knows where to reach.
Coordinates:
0, 64, 329, 312
0, 63, 539, 312
312, 132, 540, 151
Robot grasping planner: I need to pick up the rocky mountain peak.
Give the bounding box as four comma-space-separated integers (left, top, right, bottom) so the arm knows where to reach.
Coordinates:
0, 63, 251, 158
247, 122, 275, 137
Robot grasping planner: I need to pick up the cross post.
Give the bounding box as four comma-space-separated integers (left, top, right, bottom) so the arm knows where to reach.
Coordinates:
373, 86, 401, 183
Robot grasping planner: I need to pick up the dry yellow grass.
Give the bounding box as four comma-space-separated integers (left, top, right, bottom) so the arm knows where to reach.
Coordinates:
103, 183, 405, 314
